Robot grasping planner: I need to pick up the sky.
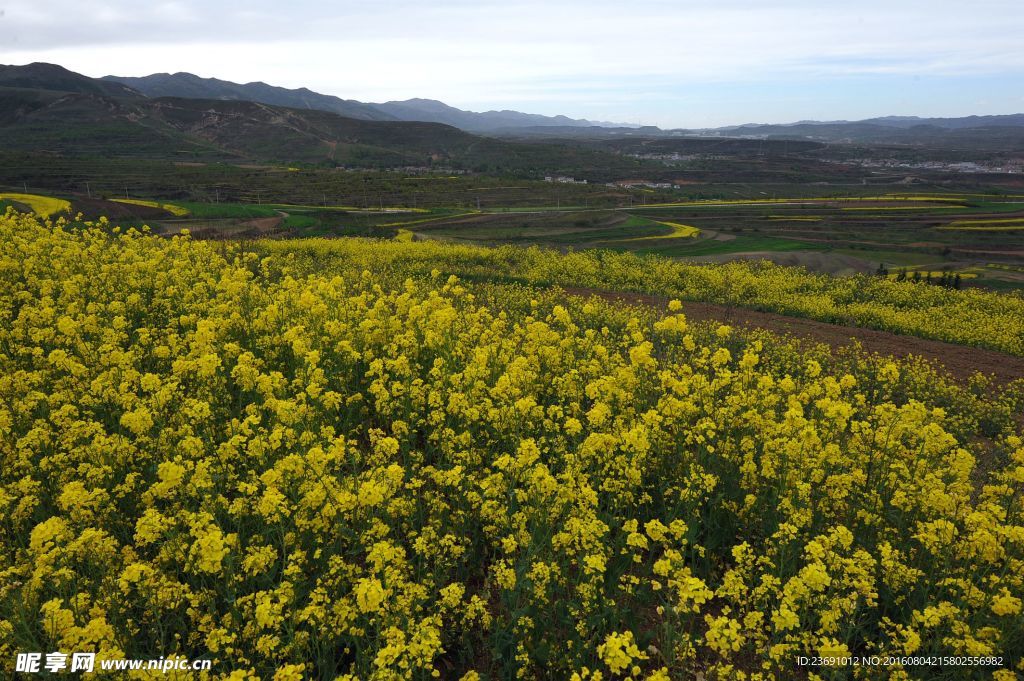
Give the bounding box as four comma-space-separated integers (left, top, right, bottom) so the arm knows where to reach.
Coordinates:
2, 0, 1023, 128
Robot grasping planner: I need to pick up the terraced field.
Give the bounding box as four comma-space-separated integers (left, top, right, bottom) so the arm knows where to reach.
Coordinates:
391, 194, 1024, 288
6, 189, 1024, 289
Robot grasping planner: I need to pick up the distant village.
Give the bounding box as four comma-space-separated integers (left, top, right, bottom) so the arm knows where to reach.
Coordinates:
826, 158, 1023, 174
543, 175, 682, 190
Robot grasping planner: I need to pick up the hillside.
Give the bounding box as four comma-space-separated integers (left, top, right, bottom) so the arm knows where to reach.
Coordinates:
0, 62, 140, 98
101, 72, 613, 133
687, 116, 1024, 149
0, 86, 644, 176
102, 71, 397, 122
371, 97, 613, 132
0, 88, 485, 163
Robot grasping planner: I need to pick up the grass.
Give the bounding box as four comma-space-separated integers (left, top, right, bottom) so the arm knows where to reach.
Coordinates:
835, 249, 942, 267
0, 192, 71, 217
545, 215, 669, 243
637, 235, 817, 257
976, 278, 1024, 292
281, 215, 319, 230
377, 212, 476, 228
637, 195, 971, 209
267, 203, 419, 212
419, 213, 672, 245
963, 200, 1024, 213
496, 205, 587, 212
173, 202, 280, 219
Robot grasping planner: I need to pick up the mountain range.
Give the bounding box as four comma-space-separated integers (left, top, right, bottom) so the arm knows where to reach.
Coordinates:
680, 116, 1024, 149
0, 63, 647, 177
101, 71, 618, 133
2, 62, 1023, 162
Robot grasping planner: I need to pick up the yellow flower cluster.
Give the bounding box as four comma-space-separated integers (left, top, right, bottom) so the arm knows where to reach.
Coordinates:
110, 198, 191, 217
265, 237, 1024, 355
0, 192, 71, 217
0, 210, 1021, 680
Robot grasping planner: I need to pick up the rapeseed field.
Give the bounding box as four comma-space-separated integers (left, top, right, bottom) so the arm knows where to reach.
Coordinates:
1, 210, 1021, 679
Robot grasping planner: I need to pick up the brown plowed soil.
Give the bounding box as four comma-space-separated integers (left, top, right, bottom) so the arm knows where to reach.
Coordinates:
562, 287, 1024, 384
70, 197, 170, 220
159, 216, 284, 239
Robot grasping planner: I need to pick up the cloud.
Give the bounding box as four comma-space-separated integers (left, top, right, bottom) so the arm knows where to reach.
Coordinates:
2, 0, 1022, 126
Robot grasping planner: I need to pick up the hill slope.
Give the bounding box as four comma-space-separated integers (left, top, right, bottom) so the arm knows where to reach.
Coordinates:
102, 72, 397, 122
1, 62, 141, 98
0, 89, 487, 163
0, 81, 643, 176
686, 115, 1024, 148
371, 97, 613, 132
101, 72, 613, 133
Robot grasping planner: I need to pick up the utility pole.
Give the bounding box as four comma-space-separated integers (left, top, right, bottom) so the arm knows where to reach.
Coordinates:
125, 186, 129, 199
86, 182, 91, 199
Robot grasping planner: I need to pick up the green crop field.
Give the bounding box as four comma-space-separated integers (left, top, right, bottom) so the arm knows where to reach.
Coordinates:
635, 235, 818, 256
4, 153, 1024, 290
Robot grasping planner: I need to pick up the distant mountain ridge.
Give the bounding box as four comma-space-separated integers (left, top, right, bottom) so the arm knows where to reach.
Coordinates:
100, 71, 617, 133
717, 114, 1024, 132
3, 62, 1022, 150
688, 115, 1024, 149
0, 62, 141, 98
101, 72, 397, 122
862, 114, 1024, 129
369, 97, 619, 132
0, 63, 646, 178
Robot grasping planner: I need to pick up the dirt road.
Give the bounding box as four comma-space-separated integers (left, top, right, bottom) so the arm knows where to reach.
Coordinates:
562, 286, 1024, 384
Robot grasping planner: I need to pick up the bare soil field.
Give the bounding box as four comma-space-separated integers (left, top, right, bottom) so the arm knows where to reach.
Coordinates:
71, 197, 169, 220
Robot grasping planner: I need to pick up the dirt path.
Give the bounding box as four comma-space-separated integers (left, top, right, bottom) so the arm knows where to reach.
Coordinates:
159, 215, 285, 239
561, 287, 1024, 384
237, 215, 284, 233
